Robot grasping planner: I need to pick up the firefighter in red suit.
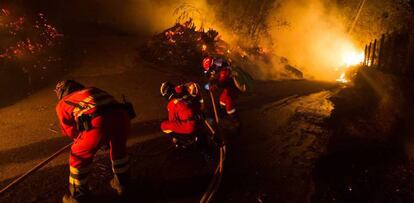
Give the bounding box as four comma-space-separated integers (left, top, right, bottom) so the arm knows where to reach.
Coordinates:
159, 82, 202, 148
202, 57, 239, 121
174, 82, 205, 115
55, 80, 132, 202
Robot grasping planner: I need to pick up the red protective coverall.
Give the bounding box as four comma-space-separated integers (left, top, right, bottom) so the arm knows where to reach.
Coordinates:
214, 67, 237, 115
174, 84, 204, 115
56, 87, 130, 188
161, 98, 197, 135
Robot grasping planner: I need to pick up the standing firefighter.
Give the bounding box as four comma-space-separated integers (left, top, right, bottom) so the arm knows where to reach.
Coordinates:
55, 80, 134, 202
202, 56, 244, 122
160, 82, 203, 148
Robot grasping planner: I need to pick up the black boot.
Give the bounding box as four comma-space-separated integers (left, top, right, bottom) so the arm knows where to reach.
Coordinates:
218, 105, 227, 118
228, 111, 240, 123
228, 111, 240, 122
62, 184, 89, 203
227, 111, 241, 130
111, 156, 130, 196
110, 172, 130, 196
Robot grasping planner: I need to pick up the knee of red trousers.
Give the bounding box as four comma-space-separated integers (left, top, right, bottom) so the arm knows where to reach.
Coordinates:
219, 89, 229, 106
223, 101, 236, 114
69, 145, 95, 169
160, 121, 172, 133
219, 94, 235, 114
219, 89, 228, 102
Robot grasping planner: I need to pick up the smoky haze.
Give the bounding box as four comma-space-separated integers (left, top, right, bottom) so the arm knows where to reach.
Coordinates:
5, 0, 412, 81
87, 0, 360, 81
89, 0, 369, 81
267, 0, 357, 81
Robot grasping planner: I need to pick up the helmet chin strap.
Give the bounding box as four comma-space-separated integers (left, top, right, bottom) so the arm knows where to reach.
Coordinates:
58, 88, 71, 100
58, 89, 65, 100
168, 93, 174, 100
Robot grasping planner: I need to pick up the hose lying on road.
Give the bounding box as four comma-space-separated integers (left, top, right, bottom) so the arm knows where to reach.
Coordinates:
0, 136, 226, 202
200, 89, 227, 203
199, 144, 226, 203
0, 142, 73, 196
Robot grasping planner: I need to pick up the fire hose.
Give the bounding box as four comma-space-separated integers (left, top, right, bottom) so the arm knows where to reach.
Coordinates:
0, 139, 226, 202
0, 142, 73, 196
199, 144, 226, 203
209, 91, 220, 124
199, 90, 226, 203
1, 91, 226, 201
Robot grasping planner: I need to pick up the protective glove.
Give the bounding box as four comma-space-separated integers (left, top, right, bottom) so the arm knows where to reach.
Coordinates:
204, 83, 217, 91
204, 83, 211, 91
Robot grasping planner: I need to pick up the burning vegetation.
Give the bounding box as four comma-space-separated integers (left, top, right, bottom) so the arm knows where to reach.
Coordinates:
138, 1, 385, 81
0, 9, 62, 59
141, 19, 221, 75
140, 17, 304, 80
0, 8, 62, 72
0, 8, 62, 104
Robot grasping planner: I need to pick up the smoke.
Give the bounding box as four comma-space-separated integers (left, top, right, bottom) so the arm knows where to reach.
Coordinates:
5, 0, 215, 35
122, 0, 183, 34
235, 0, 413, 81
10, 0, 359, 81
14, 0, 408, 81
265, 0, 360, 81
124, 0, 360, 81
123, 0, 218, 34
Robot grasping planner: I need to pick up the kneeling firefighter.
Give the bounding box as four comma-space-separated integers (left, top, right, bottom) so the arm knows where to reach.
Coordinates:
55, 80, 135, 202
160, 82, 204, 148
174, 82, 205, 115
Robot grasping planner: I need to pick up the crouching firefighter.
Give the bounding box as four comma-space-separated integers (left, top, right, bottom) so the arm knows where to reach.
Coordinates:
174, 82, 205, 115
159, 82, 203, 148
55, 80, 136, 202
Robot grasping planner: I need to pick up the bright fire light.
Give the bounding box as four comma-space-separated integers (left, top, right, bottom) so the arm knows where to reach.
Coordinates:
342, 51, 364, 67
336, 49, 364, 83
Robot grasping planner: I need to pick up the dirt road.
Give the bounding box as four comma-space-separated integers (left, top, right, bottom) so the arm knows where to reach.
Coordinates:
0, 34, 338, 202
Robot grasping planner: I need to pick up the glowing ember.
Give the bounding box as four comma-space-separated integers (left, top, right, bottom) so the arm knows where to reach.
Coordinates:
202, 44, 207, 52
0, 7, 63, 86
0, 9, 63, 60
